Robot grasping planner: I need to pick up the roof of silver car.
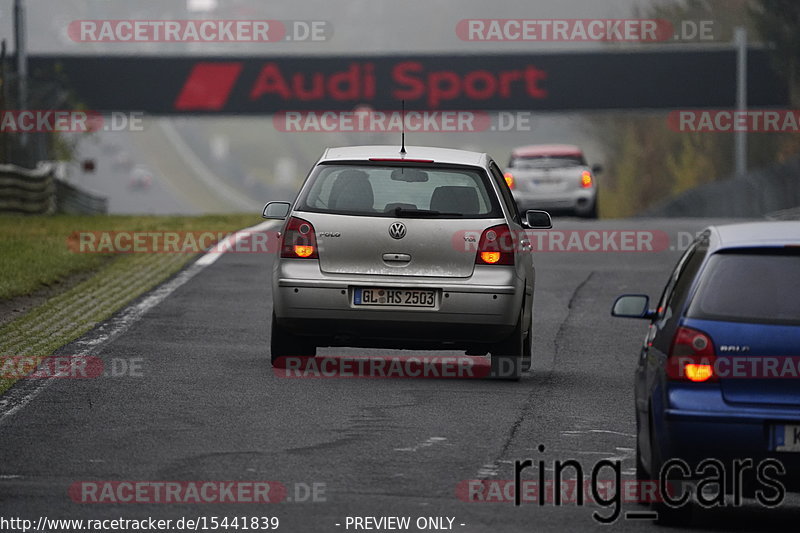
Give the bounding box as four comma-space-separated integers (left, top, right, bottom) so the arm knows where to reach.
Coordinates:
511, 144, 583, 158
709, 221, 800, 249
320, 145, 488, 166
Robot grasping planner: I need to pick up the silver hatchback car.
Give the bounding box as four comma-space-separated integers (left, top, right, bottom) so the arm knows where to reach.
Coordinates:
262, 145, 552, 380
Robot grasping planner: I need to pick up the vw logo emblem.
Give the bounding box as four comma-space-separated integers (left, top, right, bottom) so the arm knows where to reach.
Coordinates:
389, 222, 407, 240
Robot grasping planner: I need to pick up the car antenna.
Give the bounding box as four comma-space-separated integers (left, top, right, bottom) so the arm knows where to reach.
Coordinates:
400, 100, 406, 155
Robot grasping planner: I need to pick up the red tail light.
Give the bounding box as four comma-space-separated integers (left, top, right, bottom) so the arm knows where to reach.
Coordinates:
281, 217, 319, 259
667, 326, 717, 382
504, 172, 515, 189
475, 224, 515, 266
580, 170, 593, 188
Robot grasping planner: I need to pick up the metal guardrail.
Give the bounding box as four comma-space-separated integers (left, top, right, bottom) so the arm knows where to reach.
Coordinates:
0, 163, 107, 215
0, 164, 55, 214
54, 177, 108, 215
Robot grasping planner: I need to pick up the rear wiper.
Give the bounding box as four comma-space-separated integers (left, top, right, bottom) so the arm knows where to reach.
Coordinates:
393, 207, 463, 217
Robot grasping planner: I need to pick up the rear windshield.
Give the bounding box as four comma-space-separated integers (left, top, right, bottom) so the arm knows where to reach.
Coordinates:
509, 155, 586, 169
687, 250, 800, 326
296, 164, 502, 218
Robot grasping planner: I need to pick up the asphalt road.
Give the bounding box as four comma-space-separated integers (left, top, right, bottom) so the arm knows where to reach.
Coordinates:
1, 218, 799, 532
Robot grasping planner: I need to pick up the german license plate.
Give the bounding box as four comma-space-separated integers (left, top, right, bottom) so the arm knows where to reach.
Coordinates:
354, 288, 435, 307
774, 424, 800, 452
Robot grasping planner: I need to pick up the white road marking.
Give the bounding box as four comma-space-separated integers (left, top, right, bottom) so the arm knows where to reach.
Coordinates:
0, 221, 276, 426
394, 436, 448, 452
476, 463, 500, 478
561, 429, 635, 438
472, 430, 637, 480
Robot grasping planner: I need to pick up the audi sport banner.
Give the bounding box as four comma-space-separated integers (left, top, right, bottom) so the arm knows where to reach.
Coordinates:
29, 50, 787, 114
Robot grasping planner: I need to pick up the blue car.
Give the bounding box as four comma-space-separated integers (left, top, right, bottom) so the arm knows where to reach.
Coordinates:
612, 221, 800, 525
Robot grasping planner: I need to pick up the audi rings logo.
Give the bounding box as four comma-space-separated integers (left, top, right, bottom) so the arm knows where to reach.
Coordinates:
389, 222, 407, 240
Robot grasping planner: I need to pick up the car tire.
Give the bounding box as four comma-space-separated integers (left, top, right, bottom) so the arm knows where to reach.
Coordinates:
490, 311, 524, 381
580, 199, 598, 219
521, 312, 532, 372
270, 313, 317, 368
635, 436, 647, 481
521, 333, 532, 372
634, 420, 650, 506
648, 413, 694, 526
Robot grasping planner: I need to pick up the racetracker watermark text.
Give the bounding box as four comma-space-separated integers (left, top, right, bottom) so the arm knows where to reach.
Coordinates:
273, 356, 491, 379
69, 481, 287, 504
0, 356, 143, 379
456, 19, 716, 42
274, 110, 540, 132
69, 20, 332, 43
669, 110, 800, 132
454, 230, 670, 253
0, 111, 144, 133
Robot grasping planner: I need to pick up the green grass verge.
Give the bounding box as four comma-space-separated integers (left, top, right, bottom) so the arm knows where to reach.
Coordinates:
0, 214, 258, 299
0, 213, 261, 395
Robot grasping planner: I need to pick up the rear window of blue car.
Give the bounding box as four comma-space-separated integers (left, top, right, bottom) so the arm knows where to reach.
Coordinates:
687, 250, 800, 326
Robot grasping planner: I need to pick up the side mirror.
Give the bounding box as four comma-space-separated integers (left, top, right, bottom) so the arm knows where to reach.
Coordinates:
592, 164, 603, 175
262, 201, 291, 220
611, 295, 654, 319
525, 210, 553, 229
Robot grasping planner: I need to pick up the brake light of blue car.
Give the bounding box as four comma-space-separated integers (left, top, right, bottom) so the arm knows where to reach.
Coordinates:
667, 326, 717, 382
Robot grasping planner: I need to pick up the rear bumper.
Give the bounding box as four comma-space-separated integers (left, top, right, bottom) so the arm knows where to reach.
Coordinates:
659, 387, 800, 490
663, 412, 800, 492
272, 261, 525, 347
513, 189, 596, 214
277, 315, 517, 348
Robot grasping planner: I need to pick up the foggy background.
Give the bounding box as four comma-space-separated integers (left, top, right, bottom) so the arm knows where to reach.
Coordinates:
1, 0, 721, 215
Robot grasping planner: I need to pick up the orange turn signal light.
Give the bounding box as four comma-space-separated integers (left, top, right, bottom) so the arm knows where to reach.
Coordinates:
581, 171, 593, 188
480, 251, 502, 264
684, 363, 714, 382
294, 245, 315, 258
